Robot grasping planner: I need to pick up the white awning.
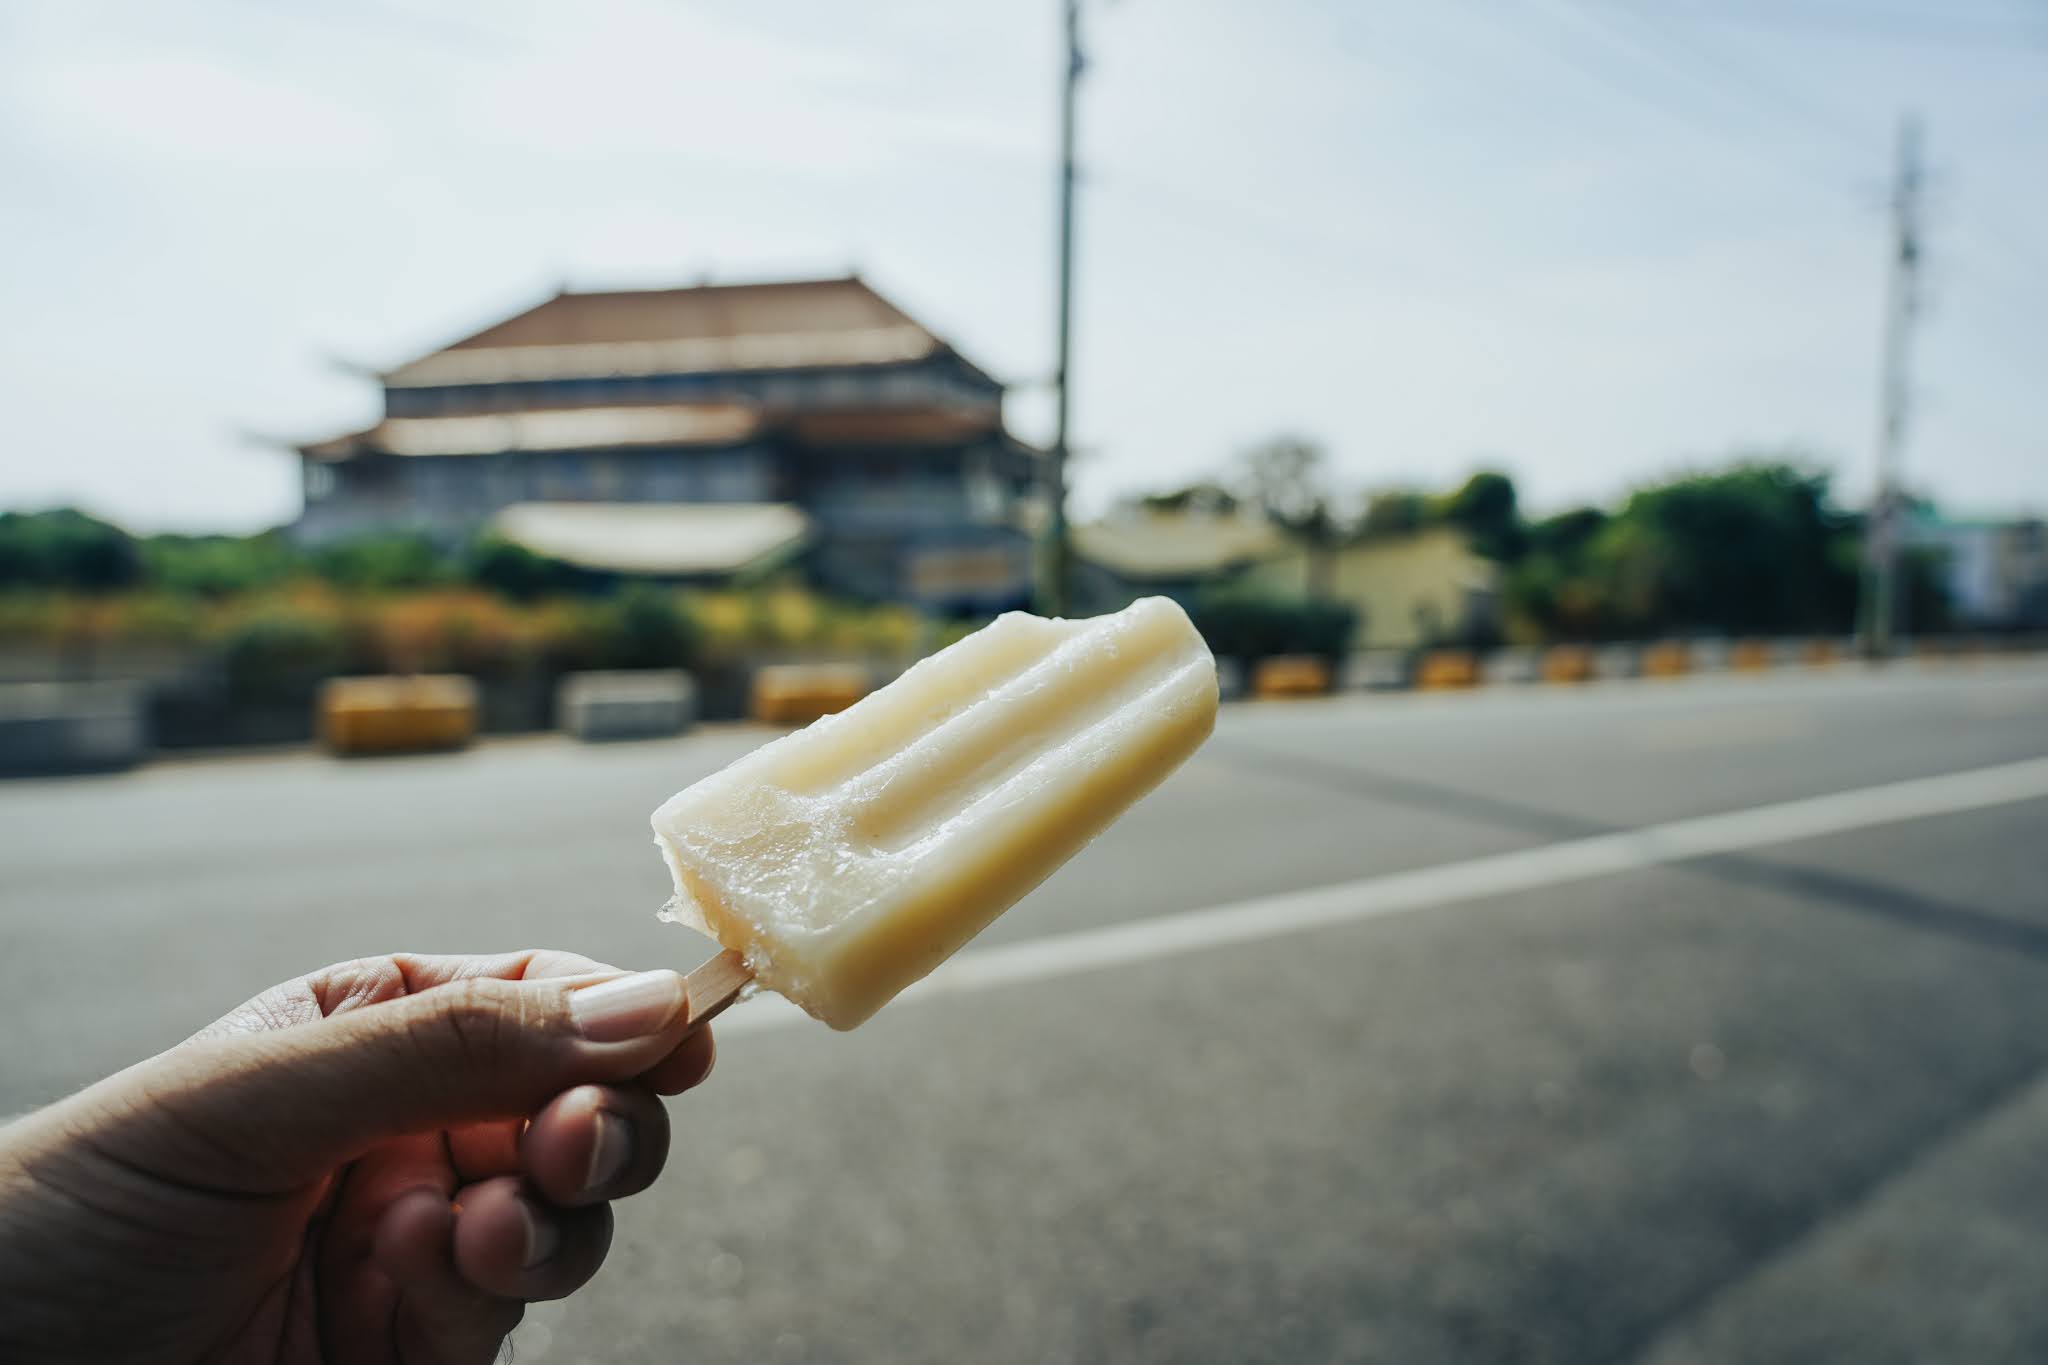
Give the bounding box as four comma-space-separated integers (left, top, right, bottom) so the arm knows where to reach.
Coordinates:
491, 502, 809, 576
1073, 513, 1286, 580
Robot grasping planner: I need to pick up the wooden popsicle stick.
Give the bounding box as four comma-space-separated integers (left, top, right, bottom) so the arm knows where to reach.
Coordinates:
682, 948, 753, 1031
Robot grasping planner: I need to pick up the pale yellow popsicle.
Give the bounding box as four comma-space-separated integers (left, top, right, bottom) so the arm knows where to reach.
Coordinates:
650, 596, 1218, 1029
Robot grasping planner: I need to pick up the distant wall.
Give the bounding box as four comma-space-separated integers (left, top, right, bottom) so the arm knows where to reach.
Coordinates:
1247, 527, 1498, 649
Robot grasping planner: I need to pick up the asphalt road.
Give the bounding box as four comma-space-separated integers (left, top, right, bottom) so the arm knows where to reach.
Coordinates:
5, 659, 2048, 1364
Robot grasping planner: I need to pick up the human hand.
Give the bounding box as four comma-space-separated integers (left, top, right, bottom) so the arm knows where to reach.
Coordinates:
0, 950, 716, 1364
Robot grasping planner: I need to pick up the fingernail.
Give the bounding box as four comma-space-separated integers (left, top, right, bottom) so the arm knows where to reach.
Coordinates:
520, 1202, 560, 1270
584, 1111, 631, 1196
569, 969, 688, 1042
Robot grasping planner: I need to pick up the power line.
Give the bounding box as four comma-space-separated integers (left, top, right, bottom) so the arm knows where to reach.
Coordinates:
1456, 0, 1874, 211
1551, 0, 2048, 298
1585, 0, 2048, 51
1542, 0, 1880, 181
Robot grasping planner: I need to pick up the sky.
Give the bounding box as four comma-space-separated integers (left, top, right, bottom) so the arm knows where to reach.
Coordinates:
1, 0, 2043, 533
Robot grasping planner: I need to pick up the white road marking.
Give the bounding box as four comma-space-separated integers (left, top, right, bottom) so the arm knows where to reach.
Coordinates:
715, 754, 2048, 1036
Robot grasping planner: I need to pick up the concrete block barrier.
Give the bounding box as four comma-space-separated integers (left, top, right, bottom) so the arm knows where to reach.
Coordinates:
1540, 645, 1594, 684
1592, 644, 1642, 680
0, 681, 150, 775
1730, 639, 1771, 671
557, 670, 697, 742
1690, 638, 1733, 671
1800, 638, 1838, 668
1416, 649, 1479, 690
1345, 650, 1413, 691
320, 675, 477, 756
1640, 641, 1692, 678
1760, 640, 1804, 668
1251, 655, 1332, 699
1483, 647, 1540, 685
752, 664, 870, 725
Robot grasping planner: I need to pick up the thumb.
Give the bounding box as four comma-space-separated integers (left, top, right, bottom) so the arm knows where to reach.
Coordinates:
78, 969, 696, 1193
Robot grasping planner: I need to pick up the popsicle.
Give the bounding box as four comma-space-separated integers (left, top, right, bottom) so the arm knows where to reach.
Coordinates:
652, 596, 1218, 1030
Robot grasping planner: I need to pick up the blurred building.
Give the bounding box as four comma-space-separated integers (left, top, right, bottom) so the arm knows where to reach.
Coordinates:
1907, 512, 2048, 629
1072, 503, 1287, 606
1074, 502, 1496, 649
1245, 526, 1498, 649
290, 276, 1039, 611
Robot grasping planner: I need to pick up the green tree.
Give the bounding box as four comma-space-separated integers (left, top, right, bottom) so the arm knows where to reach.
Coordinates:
1600, 462, 1858, 634
142, 531, 299, 597
1359, 490, 1431, 538
462, 536, 577, 602
1524, 506, 1607, 559
0, 508, 141, 591
1438, 470, 1525, 561
1239, 435, 1341, 597
311, 532, 449, 591
1135, 482, 1241, 517
1501, 461, 1877, 641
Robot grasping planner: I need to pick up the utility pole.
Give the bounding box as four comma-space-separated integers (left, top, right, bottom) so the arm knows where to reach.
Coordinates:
1037, 0, 1083, 617
1861, 113, 1923, 659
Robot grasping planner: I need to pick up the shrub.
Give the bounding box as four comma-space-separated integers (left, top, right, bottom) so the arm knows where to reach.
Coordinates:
462, 536, 583, 602
593, 585, 701, 670
104, 592, 210, 645
0, 592, 72, 646
1188, 590, 1358, 664
359, 590, 536, 675
219, 610, 350, 699
311, 532, 449, 591
141, 532, 299, 597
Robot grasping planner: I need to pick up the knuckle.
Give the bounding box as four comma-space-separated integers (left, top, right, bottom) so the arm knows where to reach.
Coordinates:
310, 956, 405, 1015
424, 979, 526, 1071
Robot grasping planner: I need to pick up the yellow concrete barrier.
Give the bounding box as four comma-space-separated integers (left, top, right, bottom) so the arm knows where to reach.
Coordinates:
1416, 649, 1479, 690
1540, 645, 1593, 684
752, 664, 870, 725
1802, 638, 1837, 667
1251, 655, 1331, 699
1640, 641, 1692, 678
1730, 639, 1771, 671
320, 675, 477, 756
